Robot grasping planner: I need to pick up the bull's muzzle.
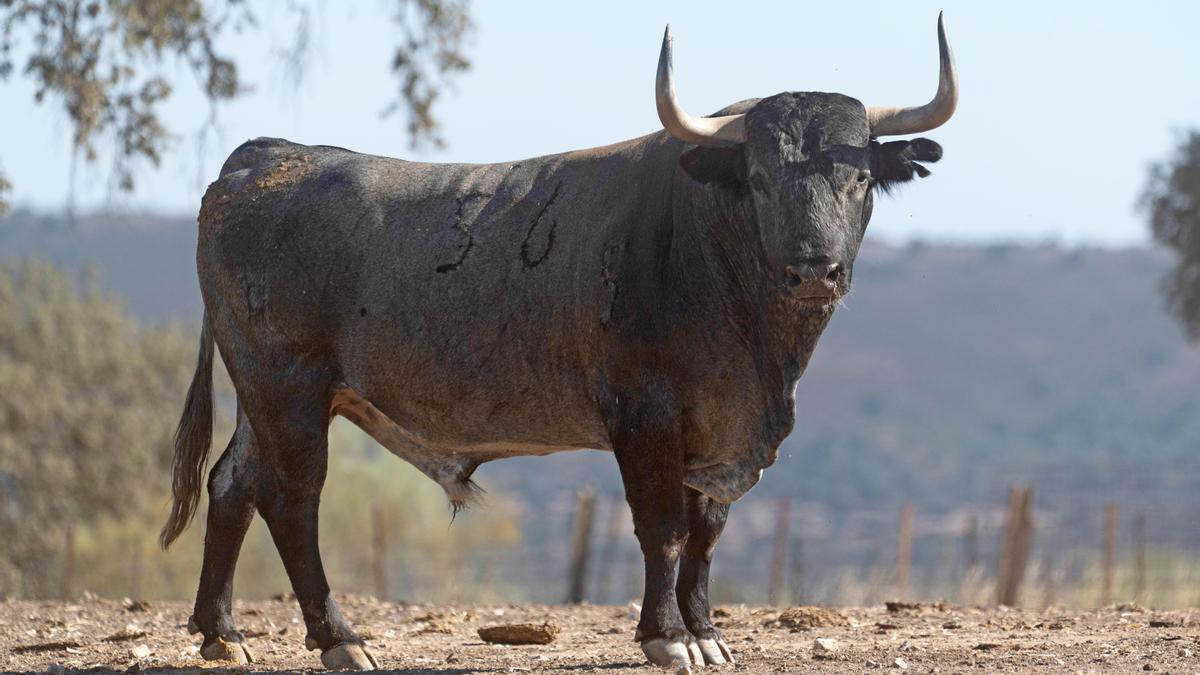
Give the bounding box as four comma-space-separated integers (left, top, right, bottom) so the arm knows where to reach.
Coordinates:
784, 260, 844, 299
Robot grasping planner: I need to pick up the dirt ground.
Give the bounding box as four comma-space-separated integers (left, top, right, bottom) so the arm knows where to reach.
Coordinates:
2, 596, 1198, 674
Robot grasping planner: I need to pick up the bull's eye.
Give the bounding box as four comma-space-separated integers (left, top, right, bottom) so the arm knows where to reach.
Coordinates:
856, 171, 871, 186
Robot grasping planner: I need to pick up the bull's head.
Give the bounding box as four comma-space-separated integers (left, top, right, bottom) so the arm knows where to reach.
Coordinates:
657, 14, 957, 306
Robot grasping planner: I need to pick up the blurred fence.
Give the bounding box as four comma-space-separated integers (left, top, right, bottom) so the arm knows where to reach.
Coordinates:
32, 479, 1200, 610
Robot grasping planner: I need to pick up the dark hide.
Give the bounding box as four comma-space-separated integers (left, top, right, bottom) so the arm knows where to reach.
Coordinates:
165, 92, 944, 664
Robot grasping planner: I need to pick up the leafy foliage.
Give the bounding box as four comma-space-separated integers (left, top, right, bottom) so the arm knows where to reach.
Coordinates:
0, 0, 473, 210
0, 0, 248, 193
0, 259, 196, 596
384, 0, 473, 150
1142, 130, 1200, 343
0, 169, 9, 218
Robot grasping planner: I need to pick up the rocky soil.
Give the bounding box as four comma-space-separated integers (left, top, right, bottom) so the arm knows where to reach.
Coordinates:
2, 596, 1198, 673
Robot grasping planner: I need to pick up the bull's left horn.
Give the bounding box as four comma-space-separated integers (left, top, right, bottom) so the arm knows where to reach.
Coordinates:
866, 12, 959, 136
656, 25, 746, 146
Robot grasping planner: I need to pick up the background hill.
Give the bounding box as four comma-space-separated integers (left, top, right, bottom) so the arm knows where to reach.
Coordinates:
4, 209, 1198, 604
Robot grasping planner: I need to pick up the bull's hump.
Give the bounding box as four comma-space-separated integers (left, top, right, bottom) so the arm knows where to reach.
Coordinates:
219, 137, 301, 176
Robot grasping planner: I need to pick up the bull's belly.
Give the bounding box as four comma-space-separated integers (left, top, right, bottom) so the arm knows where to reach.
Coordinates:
331, 383, 773, 508
331, 386, 610, 505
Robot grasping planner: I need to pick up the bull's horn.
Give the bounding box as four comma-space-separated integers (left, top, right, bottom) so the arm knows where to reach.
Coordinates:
656, 25, 746, 146
866, 12, 959, 136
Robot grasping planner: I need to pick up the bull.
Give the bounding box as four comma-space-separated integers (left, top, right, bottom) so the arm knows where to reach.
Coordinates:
162, 14, 958, 672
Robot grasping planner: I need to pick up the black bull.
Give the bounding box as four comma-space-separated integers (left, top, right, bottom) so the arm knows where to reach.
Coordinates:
162, 18, 957, 672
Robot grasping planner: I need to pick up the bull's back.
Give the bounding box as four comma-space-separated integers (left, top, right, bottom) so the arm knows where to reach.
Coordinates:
197, 137, 646, 451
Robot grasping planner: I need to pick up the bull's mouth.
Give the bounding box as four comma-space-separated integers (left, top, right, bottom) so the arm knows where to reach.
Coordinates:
789, 292, 841, 311
784, 279, 844, 308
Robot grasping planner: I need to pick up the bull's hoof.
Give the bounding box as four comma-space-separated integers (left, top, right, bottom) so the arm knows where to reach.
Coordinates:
200, 637, 255, 664
696, 637, 735, 665
641, 638, 696, 674
320, 642, 379, 670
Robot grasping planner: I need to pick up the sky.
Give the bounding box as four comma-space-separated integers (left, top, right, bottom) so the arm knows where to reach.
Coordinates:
3, 2, 1200, 246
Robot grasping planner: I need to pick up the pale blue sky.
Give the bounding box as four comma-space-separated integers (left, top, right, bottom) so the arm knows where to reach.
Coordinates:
3, 2, 1199, 245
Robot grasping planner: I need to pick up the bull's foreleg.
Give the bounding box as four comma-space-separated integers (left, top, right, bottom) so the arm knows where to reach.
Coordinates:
677, 488, 735, 664
190, 410, 258, 664
612, 403, 704, 673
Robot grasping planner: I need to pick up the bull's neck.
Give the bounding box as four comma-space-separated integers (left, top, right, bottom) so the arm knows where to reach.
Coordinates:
665, 178, 834, 391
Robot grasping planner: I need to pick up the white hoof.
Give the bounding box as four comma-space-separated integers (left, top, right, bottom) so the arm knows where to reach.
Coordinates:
200, 637, 254, 664
696, 637, 735, 665
641, 638, 694, 674
320, 642, 379, 670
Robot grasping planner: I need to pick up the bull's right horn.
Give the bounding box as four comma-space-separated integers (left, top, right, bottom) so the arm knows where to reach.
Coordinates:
656, 25, 747, 146
866, 12, 959, 136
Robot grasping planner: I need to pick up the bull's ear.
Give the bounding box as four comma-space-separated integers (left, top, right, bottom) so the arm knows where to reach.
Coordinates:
870, 138, 943, 193
680, 145, 746, 185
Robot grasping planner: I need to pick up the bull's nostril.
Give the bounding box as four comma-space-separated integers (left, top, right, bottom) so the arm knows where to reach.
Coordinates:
825, 263, 843, 282
786, 267, 804, 288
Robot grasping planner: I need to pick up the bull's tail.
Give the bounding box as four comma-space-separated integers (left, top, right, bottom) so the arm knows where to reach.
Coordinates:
160, 316, 216, 549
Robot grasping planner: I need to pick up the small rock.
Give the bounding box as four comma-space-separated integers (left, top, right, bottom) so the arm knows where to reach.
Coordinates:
121, 598, 151, 613
812, 637, 839, 657
942, 621, 961, 629
103, 625, 148, 642
478, 623, 559, 645
775, 606, 850, 630
885, 600, 951, 614
130, 644, 151, 660
628, 602, 642, 621
893, 656, 908, 669
1142, 664, 1153, 671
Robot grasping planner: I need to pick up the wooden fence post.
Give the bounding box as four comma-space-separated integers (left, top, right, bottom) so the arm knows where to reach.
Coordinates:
59, 523, 75, 600
767, 497, 791, 606
593, 495, 624, 604
130, 541, 143, 600
963, 513, 979, 574
1040, 553, 1055, 608
897, 504, 915, 600
566, 490, 597, 604
995, 486, 1034, 606
789, 533, 806, 606
370, 504, 389, 600
1133, 512, 1146, 602
1101, 502, 1116, 606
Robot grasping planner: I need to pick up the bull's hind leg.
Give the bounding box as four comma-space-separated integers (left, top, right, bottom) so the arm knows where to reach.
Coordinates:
677, 488, 735, 665
190, 409, 259, 663
611, 398, 704, 673
247, 381, 378, 671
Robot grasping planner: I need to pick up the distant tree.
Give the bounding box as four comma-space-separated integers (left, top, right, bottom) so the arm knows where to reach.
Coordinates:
0, 259, 196, 596
0, 0, 473, 215
1142, 131, 1200, 342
